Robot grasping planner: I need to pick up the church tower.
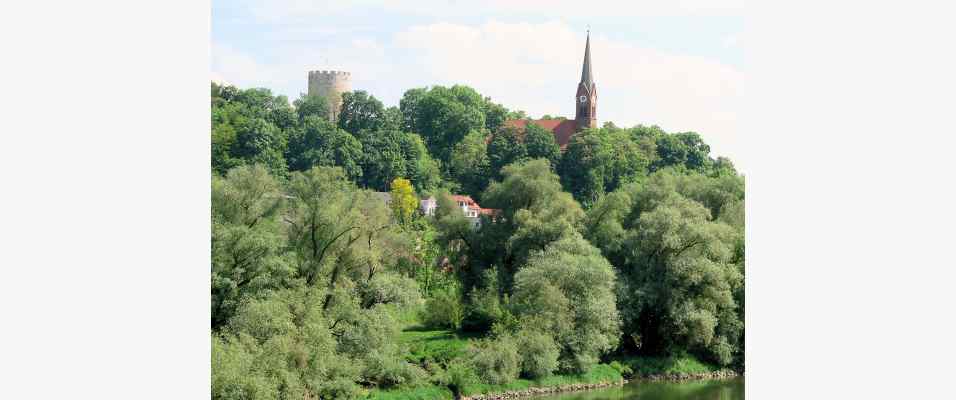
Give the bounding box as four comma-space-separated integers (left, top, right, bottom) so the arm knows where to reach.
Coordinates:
575, 31, 597, 131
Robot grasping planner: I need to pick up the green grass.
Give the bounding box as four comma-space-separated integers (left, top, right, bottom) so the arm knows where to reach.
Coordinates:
611, 353, 718, 377
398, 328, 479, 364
388, 311, 624, 399
366, 386, 453, 400
461, 364, 623, 396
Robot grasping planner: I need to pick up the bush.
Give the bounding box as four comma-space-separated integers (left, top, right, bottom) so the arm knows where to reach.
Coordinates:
364, 349, 428, 387
420, 285, 464, 330
614, 353, 718, 377
515, 329, 560, 379
608, 361, 633, 378
462, 269, 511, 333
443, 358, 479, 398
469, 335, 520, 385
211, 334, 279, 400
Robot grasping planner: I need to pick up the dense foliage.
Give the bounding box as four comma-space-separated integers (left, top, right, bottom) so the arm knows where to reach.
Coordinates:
211, 82, 744, 399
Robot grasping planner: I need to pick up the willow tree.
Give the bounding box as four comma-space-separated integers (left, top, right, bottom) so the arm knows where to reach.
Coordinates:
284, 166, 418, 310
481, 158, 584, 282
584, 170, 745, 366
511, 234, 621, 373
211, 164, 294, 329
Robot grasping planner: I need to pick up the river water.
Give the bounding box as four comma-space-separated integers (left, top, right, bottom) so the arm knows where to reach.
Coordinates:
543, 377, 744, 400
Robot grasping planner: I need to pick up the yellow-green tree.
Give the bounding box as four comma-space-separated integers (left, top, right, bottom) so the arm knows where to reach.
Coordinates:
389, 178, 418, 224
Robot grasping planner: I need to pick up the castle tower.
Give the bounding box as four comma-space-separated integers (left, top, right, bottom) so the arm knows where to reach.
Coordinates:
307, 70, 351, 122
574, 31, 597, 131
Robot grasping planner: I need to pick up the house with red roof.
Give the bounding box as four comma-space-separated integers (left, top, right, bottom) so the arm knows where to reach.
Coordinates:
420, 194, 500, 229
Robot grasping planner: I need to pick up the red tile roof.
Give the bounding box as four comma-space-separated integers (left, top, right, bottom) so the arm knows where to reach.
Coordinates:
451, 195, 476, 205
448, 194, 500, 219
479, 208, 500, 216
503, 119, 579, 149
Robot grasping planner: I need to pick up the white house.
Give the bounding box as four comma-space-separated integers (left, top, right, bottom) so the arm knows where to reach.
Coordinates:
419, 194, 499, 229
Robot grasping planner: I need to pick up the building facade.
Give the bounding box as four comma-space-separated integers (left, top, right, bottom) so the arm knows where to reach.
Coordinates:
420, 194, 499, 229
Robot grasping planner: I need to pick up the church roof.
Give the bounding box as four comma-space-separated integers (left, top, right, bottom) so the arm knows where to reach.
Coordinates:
503, 119, 579, 150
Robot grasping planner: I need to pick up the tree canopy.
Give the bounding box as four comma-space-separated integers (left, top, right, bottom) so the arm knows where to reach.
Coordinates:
210, 81, 746, 399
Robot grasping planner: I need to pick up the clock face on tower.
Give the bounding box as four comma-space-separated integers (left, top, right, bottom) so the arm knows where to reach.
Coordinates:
579, 95, 587, 103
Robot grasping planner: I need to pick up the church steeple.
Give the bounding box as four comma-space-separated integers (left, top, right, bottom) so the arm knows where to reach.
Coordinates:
580, 30, 594, 89
575, 30, 597, 131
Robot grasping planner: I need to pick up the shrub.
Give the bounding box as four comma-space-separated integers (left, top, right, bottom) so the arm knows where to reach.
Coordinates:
364, 350, 428, 387
211, 334, 279, 400
462, 268, 511, 333
515, 329, 560, 379
469, 335, 520, 385
442, 358, 479, 398
608, 361, 633, 378
420, 285, 464, 330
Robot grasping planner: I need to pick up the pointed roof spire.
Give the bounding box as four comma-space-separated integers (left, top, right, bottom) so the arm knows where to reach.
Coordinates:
580, 30, 594, 87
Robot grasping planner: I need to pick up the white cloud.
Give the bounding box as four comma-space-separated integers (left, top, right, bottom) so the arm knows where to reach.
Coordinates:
210, 71, 229, 85
242, 0, 744, 22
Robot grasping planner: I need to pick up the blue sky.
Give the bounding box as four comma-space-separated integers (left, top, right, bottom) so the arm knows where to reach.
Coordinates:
212, 1, 747, 170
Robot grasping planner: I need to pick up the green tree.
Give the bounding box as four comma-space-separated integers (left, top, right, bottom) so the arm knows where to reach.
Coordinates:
652, 131, 713, 172
399, 85, 487, 164
211, 91, 290, 178
585, 170, 744, 366
448, 130, 492, 197
286, 115, 363, 180
338, 90, 387, 135
482, 99, 511, 133
232, 87, 296, 131
357, 129, 440, 192
558, 126, 649, 206
389, 178, 418, 224
211, 165, 294, 328
487, 125, 528, 179
293, 93, 330, 122
481, 159, 584, 279
523, 123, 561, 168
511, 235, 621, 373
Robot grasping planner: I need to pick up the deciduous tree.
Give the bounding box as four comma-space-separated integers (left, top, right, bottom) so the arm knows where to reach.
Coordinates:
389, 178, 418, 224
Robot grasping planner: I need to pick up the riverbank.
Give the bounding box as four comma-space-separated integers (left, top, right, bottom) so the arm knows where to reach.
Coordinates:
609, 354, 742, 381
367, 364, 625, 400
639, 369, 739, 381
368, 363, 740, 400
461, 379, 627, 400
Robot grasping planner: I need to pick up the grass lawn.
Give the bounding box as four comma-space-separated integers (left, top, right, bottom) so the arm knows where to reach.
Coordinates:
398, 327, 480, 364
367, 386, 454, 400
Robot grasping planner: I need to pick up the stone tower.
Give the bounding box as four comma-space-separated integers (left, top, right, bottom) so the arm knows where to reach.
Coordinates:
575, 31, 597, 131
307, 70, 351, 122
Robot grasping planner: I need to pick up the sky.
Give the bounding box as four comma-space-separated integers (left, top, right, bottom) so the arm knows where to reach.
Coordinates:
212, 0, 747, 171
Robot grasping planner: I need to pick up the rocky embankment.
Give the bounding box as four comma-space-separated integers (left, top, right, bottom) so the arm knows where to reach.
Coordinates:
460, 380, 627, 400
639, 369, 739, 381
